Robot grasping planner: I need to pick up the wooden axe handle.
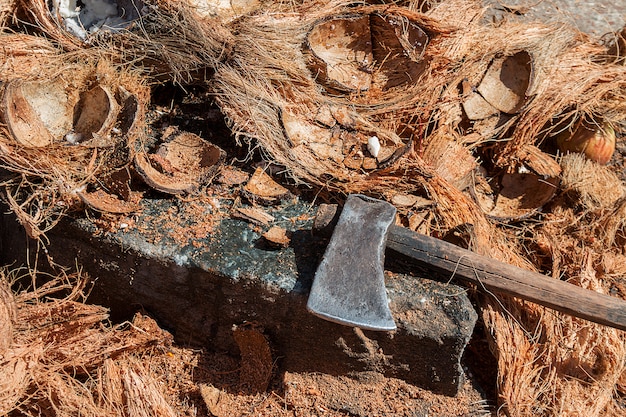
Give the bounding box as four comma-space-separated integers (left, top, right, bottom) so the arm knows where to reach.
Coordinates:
387, 225, 626, 331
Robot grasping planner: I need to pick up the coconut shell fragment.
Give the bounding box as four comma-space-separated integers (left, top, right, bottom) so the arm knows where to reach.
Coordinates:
135, 131, 225, 194
307, 15, 373, 92
243, 167, 290, 204
476, 51, 533, 114
78, 189, 140, 214
471, 168, 559, 221
262, 226, 291, 248
461, 79, 499, 120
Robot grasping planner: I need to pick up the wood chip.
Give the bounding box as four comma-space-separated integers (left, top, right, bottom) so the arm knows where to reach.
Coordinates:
263, 226, 291, 248
233, 207, 275, 226
243, 167, 289, 202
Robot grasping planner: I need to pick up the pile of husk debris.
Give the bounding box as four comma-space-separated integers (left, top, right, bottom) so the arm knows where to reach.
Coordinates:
0, 268, 184, 416
1, 0, 626, 415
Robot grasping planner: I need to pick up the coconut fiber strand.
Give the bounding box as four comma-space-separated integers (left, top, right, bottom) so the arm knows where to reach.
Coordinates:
0, 268, 195, 416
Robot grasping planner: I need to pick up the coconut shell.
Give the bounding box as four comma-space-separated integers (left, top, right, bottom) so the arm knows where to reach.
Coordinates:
243, 167, 290, 204
461, 79, 499, 120
135, 131, 225, 194
0, 79, 74, 147
73, 85, 120, 145
307, 15, 373, 92
0, 79, 124, 148
477, 51, 533, 114
306, 10, 430, 93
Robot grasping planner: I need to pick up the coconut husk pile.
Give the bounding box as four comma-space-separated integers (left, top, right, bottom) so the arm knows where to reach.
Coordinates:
2, 0, 626, 415
0, 268, 191, 416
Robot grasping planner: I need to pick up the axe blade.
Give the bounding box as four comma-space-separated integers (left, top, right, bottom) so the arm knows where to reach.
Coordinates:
307, 194, 397, 331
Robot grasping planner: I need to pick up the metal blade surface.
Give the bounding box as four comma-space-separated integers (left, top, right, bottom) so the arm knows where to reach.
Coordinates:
307, 194, 397, 331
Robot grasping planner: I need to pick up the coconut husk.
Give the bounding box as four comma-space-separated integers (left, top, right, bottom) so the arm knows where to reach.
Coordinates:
0, 33, 60, 80
482, 251, 626, 416
0, 268, 182, 416
17, 0, 233, 83
560, 153, 625, 211
0, 50, 148, 238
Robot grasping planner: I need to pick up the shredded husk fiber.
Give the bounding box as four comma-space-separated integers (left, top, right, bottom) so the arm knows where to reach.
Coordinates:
16, 0, 234, 83
0, 268, 190, 416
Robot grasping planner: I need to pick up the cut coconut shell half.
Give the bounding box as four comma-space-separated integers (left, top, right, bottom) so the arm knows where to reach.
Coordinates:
0, 79, 123, 148
476, 51, 533, 114
306, 12, 430, 93
135, 131, 225, 194
307, 15, 373, 92
0, 79, 75, 147
72, 85, 120, 145
471, 167, 558, 221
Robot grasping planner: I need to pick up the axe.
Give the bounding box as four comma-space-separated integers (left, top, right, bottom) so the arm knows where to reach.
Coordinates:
307, 194, 626, 331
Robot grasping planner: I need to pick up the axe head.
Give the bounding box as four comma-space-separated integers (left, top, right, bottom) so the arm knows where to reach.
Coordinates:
307, 194, 397, 331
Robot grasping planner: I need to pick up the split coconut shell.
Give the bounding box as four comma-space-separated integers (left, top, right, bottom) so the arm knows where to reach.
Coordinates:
135, 131, 225, 194
471, 167, 559, 221
462, 51, 533, 120
306, 11, 430, 93
0, 79, 120, 147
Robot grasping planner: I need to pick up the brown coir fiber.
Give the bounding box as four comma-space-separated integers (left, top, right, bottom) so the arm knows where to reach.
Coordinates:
17, 0, 233, 83
0, 268, 190, 416
0, 42, 149, 239
0, 0, 14, 28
